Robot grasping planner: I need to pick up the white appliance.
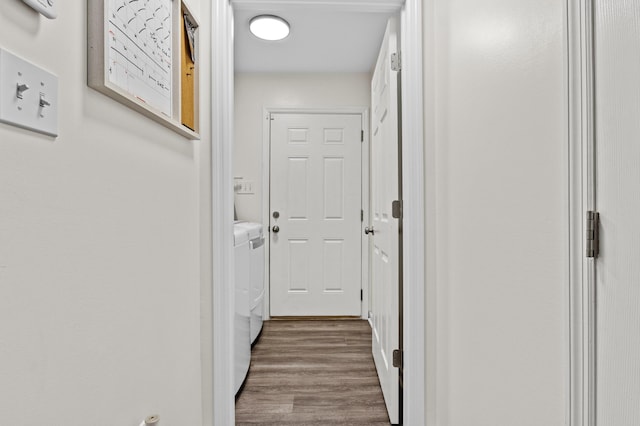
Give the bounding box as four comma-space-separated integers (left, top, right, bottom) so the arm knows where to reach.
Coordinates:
237, 222, 265, 344
233, 222, 251, 394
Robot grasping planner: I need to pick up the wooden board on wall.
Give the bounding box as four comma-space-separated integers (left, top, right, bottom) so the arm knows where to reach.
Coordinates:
181, 7, 196, 131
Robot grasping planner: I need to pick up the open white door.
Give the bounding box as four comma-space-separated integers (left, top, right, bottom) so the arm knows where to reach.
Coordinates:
269, 112, 363, 316
592, 2, 640, 424
369, 18, 401, 424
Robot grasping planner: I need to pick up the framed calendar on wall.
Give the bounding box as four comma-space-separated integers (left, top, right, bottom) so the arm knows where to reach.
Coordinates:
88, 0, 200, 139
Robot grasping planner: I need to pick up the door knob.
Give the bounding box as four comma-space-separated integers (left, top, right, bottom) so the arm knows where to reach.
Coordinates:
364, 226, 375, 235
272, 225, 280, 233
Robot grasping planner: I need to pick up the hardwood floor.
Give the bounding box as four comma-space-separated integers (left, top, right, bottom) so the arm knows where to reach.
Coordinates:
235, 319, 391, 425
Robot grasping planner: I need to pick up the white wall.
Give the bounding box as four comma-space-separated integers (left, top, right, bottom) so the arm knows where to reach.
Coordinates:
234, 73, 371, 223
0, 2, 211, 425
423, 0, 569, 425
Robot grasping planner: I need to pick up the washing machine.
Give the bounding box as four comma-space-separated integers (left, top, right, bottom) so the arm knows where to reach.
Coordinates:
237, 222, 265, 344
233, 222, 251, 394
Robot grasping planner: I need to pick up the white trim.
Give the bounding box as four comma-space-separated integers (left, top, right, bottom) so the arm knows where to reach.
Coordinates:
583, 0, 597, 417
261, 107, 370, 320
583, 0, 597, 424
263, 107, 370, 114
568, 2, 582, 424
231, 0, 403, 13
261, 108, 271, 320
211, 0, 235, 425
568, 1, 595, 425
400, 0, 426, 424
421, 1, 438, 425
361, 109, 372, 320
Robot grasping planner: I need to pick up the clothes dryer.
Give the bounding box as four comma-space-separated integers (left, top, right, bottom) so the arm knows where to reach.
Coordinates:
233, 222, 251, 394
236, 222, 265, 344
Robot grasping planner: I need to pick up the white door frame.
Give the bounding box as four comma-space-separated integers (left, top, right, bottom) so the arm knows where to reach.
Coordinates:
399, 0, 425, 423
567, 0, 595, 425
210, 1, 425, 425
210, 1, 235, 425
261, 107, 370, 320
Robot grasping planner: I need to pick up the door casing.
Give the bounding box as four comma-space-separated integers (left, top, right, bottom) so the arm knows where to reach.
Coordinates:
261, 107, 370, 320
570, 1, 640, 425
210, 1, 426, 425
568, 0, 596, 425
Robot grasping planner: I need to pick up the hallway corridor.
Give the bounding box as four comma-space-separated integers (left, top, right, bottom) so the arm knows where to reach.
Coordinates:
235, 320, 391, 425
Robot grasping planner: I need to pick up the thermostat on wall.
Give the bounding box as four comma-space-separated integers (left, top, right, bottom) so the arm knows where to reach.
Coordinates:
21, 0, 57, 19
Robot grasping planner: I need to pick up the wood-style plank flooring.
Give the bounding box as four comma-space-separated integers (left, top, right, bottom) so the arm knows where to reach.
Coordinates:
235, 319, 391, 425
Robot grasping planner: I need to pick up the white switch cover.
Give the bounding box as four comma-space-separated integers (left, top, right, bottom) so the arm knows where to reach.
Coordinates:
236, 180, 254, 194
0, 48, 58, 137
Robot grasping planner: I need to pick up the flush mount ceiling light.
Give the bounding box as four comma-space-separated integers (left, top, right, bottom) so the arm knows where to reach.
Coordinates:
249, 15, 290, 41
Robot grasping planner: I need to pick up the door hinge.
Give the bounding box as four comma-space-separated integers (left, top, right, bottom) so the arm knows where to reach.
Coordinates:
392, 349, 403, 368
360, 289, 363, 301
586, 210, 600, 258
361, 209, 364, 222
361, 130, 364, 142
392, 200, 403, 219
391, 52, 401, 71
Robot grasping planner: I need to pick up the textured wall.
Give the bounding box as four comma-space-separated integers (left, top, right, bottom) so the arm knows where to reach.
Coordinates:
423, 0, 569, 424
0, 1, 211, 425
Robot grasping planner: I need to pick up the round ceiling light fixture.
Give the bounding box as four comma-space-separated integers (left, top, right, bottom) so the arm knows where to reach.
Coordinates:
249, 15, 290, 41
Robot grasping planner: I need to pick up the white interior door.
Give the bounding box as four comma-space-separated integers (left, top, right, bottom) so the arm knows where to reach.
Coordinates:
269, 112, 362, 316
593, 2, 640, 425
369, 18, 400, 424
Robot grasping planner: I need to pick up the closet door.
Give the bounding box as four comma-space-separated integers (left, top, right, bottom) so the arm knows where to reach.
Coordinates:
369, 18, 401, 424
593, 2, 640, 425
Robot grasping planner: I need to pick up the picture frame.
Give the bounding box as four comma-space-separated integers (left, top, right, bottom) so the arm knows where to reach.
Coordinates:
87, 0, 200, 139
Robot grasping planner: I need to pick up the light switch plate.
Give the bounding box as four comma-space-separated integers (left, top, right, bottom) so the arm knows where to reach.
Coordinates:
21, 0, 57, 19
236, 180, 254, 195
0, 48, 58, 137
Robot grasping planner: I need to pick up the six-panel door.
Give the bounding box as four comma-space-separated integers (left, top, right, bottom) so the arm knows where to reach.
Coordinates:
269, 113, 363, 317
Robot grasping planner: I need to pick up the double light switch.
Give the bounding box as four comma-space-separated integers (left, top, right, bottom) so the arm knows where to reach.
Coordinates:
0, 48, 58, 137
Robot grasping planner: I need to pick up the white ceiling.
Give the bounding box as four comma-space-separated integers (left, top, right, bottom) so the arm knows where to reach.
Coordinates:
233, 6, 395, 73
